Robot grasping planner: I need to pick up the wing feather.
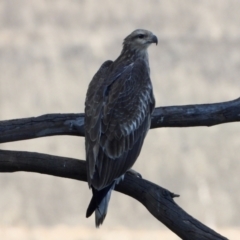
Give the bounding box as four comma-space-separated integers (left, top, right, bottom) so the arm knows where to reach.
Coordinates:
85, 60, 113, 182
85, 58, 155, 190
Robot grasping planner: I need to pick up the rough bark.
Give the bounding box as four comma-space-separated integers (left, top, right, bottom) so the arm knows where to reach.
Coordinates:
0, 149, 228, 240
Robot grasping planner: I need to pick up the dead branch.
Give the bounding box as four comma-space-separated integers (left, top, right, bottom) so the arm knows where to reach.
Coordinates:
0, 149, 228, 240
0, 99, 238, 239
0, 98, 240, 144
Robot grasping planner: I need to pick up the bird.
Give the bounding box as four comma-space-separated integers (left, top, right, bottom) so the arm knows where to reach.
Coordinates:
84, 29, 157, 227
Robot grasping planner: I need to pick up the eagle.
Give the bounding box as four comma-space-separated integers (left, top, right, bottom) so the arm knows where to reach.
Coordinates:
84, 29, 157, 227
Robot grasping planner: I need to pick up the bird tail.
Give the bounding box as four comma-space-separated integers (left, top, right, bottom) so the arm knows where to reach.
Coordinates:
86, 182, 115, 227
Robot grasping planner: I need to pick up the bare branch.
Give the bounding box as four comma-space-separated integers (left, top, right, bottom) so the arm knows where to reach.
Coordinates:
1, 98, 240, 144
151, 97, 240, 128
0, 113, 84, 144
0, 149, 228, 240
0, 98, 237, 239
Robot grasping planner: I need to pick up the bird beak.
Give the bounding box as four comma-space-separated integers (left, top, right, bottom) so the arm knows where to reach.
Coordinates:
151, 35, 158, 45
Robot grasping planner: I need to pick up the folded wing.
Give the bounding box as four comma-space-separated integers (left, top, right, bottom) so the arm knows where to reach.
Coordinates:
85, 58, 155, 190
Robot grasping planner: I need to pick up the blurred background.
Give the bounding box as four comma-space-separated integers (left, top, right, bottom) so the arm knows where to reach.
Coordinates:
0, 0, 240, 239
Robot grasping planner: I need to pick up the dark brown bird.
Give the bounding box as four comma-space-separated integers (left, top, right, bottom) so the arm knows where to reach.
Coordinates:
85, 29, 157, 227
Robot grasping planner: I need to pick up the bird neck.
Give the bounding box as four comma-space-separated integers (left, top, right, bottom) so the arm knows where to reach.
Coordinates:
116, 44, 149, 65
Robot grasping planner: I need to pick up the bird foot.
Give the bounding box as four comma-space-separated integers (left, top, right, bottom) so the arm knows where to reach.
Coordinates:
127, 169, 142, 178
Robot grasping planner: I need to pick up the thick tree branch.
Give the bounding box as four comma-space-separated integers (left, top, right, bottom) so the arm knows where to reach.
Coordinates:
151, 97, 240, 128
0, 149, 228, 240
1, 98, 240, 144
0, 113, 85, 144
0, 98, 237, 239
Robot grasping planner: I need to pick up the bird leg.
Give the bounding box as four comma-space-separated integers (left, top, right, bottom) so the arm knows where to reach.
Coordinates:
126, 169, 142, 178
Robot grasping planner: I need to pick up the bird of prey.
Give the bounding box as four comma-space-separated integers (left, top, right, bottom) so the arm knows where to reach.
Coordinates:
84, 29, 157, 227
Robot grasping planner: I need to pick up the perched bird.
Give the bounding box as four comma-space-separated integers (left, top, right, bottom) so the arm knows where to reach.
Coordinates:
84, 29, 157, 227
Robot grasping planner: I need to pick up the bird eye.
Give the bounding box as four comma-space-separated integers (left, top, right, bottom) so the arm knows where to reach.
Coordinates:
138, 34, 145, 39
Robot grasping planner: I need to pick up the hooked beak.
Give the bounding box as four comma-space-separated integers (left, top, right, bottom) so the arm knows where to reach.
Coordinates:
151, 35, 158, 45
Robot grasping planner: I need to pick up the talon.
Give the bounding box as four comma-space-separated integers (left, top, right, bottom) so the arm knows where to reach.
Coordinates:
127, 169, 142, 178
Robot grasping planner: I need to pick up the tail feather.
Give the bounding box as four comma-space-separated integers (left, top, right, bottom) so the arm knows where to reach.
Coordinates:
86, 194, 96, 218
86, 182, 115, 227
95, 188, 112, 227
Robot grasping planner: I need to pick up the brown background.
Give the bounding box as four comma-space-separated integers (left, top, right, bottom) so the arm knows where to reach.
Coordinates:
0, 1, 240, 239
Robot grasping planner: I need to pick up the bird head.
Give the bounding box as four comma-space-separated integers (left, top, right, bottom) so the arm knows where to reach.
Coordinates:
123, 29, 158, 51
